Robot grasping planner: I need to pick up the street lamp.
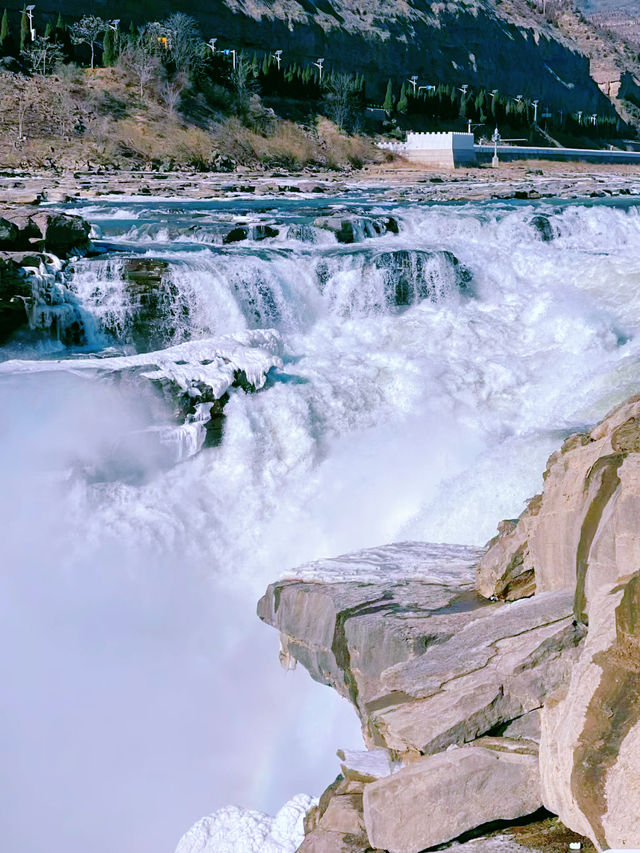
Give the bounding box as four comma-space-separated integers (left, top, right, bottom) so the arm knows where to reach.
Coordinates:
272, 49, 283, 70
26, 4, 35, 41
459, 83, 469, 97
591, 113, 598, 126
223, 48, 236, 70
577, 110, 583, 124
109, 19, 120, 31
313, 57, 324, 81
418, 84, 435, 94
408, 75, 418, 94
207, 38, 217, 54
532, 99, 539, 123
492, 126, 501, 168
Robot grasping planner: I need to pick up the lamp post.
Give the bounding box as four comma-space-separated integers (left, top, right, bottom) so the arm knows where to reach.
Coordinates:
418, 84, 435, 94
223, 48, 236, 70
408, 75, 418, 94
532, 99, 539, 123
491, 126, 501, 168
459, 83, 469, 98
207, 38, 217, 55
26, 4, 35, 41
272, 49, 283, 70
313, 57, 324, 81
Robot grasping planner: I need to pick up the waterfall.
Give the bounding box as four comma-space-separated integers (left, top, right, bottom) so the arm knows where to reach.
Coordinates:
3, 195, 640, 853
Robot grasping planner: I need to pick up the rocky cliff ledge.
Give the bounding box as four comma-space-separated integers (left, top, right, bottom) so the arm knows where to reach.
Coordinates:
258, 398, 640, 852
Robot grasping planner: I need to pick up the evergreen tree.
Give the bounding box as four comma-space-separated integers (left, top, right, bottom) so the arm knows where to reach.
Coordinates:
397, 81, 408, 114
0, 9, 9, 46
102, 27, 114, 66
45, 20, 53, 38
382, 79, 393, 112
20, 7, 29, 51
55, 12, 65, 31
261, 53, 270, 75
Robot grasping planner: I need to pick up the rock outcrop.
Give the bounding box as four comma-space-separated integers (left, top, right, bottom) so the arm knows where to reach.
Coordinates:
476, 395, 640, 619
259, 393, 640, 852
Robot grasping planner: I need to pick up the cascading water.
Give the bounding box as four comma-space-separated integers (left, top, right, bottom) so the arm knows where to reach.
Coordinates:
3, 193, 640, 853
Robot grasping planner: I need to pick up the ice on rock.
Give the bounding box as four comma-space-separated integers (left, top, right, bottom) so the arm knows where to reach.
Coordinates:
175, 794, 315, 853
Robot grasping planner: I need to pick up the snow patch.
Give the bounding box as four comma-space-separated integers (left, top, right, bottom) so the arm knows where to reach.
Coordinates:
175, 794, 315, 853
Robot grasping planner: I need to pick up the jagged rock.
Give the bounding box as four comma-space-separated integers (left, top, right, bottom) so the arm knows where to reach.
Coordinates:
313, 215, 398, 243
368, 249, 472, 306
258, 543, 583, 756
363, 738, 541, 853
476, 396, 640, 618
299, 775, 373, 853
540, 570, 640, 850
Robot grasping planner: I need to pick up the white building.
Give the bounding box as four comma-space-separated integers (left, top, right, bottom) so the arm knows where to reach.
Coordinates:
378, 132, 477, 168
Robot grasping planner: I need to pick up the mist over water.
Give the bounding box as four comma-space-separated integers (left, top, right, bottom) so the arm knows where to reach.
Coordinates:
3, 194, 640, 852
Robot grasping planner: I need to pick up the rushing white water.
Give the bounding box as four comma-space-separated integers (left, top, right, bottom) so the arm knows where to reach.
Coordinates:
3, 194, 640, 852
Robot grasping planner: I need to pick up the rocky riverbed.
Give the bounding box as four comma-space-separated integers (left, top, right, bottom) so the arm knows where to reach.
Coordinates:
259, 395, 640, 852
1, 160, 640, 207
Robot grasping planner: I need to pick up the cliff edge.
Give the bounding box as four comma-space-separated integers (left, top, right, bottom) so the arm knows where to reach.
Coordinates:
258, 395, 640, 851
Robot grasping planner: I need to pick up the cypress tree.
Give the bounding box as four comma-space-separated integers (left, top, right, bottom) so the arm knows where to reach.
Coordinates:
0, 9, 9, 46
55, 12, 64, 31
261, 53, 270, 75
397, 81, 408, 114
102, 27, 114, 66
45, 20, 53, 38
383, 79, 393, 112
20, 7, 28, 51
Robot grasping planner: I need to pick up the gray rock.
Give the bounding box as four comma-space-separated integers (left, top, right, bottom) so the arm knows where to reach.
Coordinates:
258, 543, 583, 757
368, 249, 472, 306
363, 738, 541, 853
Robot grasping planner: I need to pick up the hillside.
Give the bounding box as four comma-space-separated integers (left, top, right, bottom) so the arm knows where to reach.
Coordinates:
1, 0, 630, 117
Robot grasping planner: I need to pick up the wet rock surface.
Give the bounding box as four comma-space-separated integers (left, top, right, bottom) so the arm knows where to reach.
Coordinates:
369, 249, 471, 306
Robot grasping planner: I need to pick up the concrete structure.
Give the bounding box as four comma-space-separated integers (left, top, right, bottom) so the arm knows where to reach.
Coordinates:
475, 143, 640, 165
379, 132, 476, 168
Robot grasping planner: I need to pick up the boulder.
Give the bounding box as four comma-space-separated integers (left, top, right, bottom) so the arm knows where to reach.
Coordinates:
540, 569, 640, 850
476, 396, 640, 619
222, 224, 279, 244
0, 217, 19, 247
363, 738, 542, 853
32, 212, 90, 256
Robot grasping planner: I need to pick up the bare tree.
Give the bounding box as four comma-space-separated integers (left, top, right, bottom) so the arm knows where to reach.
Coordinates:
161, 13, 203, 74
70, 15, 106, 69
119, 43, 162, 100
161, 73, 187, 117
22, 36, 65, 76
323, 73, 361, 132
11, 75, 41, 143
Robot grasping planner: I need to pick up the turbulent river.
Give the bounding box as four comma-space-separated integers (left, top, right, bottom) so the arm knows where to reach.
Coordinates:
3, 191, 640, 852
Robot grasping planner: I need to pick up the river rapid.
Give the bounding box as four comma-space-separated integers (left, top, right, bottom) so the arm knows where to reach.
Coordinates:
3, 191, 640, 852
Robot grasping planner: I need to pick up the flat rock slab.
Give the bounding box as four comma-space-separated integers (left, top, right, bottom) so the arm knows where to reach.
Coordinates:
258, 542, 583, 754
363, 738, 541, 853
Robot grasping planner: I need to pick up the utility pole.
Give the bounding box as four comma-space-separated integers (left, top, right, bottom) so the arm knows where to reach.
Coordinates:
26, 4, 35, 41
532, 99, 539, 123
272, 49, 282, 70
408, 75, 418, 94
313, 57, 324, 81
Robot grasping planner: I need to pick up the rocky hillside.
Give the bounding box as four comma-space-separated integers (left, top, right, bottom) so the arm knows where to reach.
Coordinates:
7, 0, 629, 117
259, 392, 640, 851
